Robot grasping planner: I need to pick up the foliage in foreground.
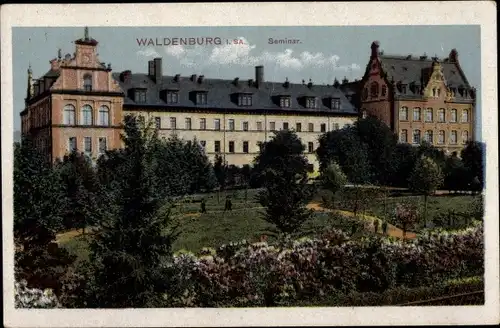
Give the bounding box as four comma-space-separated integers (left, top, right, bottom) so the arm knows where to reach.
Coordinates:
15, 280, 60, 308
165, 221, 483, 307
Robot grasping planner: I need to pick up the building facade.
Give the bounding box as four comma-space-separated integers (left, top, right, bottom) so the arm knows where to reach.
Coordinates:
357, 41, 476, 154
21, 28, 358, 172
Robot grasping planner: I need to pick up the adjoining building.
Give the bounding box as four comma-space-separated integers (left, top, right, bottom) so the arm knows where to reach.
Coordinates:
354, 41, 476, 154
21, 28, 359, 172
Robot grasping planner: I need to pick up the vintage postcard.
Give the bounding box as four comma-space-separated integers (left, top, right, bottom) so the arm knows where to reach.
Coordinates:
1, 2, 498, 327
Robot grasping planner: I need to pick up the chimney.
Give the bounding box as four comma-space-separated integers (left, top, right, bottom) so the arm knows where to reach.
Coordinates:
154, 58, 162, 84
255, 65, 264, 88
50, 58, 60, 71
197, 75, 204, 84
191, 74, 197, 82
449, 49, 458, 63
233, 77, 239, 86
120, 70, 132, 83
371, 41, 380, 59
148, 60, 155, 77
307, 79, 313, 89
174, 74, 180, 82
248, 79, 254, 87
283, 77, 290, 88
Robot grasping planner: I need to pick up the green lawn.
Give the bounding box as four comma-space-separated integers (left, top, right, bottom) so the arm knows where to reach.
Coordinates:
59, 189, 481, 262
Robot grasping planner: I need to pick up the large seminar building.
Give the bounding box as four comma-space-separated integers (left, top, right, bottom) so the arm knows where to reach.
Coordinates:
20, 28, 358, 171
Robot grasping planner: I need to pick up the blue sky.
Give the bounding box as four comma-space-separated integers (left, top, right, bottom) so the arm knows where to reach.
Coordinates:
12, 26, 481, 139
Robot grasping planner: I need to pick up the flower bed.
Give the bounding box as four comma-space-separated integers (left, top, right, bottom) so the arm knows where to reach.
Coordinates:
165, 221, 484, 307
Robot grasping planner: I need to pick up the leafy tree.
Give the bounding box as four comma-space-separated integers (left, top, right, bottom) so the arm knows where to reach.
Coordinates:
408, 156, 444, 227
213, 154, 228, 203
443, 154, 468, 193
83, 115, 179, 308
254, 130, 315, 235
461, 141, 485, 192
56, 151, 105, 233
14, 137, 75, 294
320, 161, 347, 209
388, 143, 418, 188
394, 202, 419, 240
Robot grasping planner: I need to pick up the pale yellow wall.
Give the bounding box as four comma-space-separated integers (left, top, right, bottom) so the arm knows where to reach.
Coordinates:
124, 109, 356, 171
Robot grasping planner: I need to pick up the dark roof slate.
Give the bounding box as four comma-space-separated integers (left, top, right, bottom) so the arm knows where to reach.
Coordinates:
112, 73, 358, 115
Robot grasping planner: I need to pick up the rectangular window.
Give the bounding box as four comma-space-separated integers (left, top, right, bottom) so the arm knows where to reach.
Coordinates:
296, 123, 302, 132
308, 142, 314, 153
320, 123, 326, 132
308, 123, 314, 132
185, 118, 192, 130
214, 140, 221, 153
242, 121, 249, 131
214, 119, 221, 130
229, 141, 235, 153
306, 97, 316, 109
243, 141, 249, 153
98, 137, 107, 154
400, 107, 408, 121
331, 98, 340, 110
170, 117, 177, 130
200, 118, 206, 130
283, 122, 289, 130
135, 90, 147, 103
413, 130, 421, 144
256, 121, 263, 131
196, 92, 207, 105
238, 94, 252, 106
462, 110, 469, 123
228, 119, 235, 131
451, 110, 457, 123
425, 130, 434, 144
83, 136, 92, 153
438, 131, 445, 144
68, 137, 77, 152
270, 122, 276, 131
166, 91, 178, 104
280, 97, 291, 108
155, 117, 161, 129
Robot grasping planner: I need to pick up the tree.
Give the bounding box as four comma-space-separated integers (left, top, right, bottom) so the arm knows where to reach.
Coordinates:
56, 151, 105, 234
320, 161, 347, 209
443, 153, 468, 193
14, 137, 75, 294
213, 154, 228, 203
241, 164, 252, 203
394, 202, 419, 240
84, 115, 179, 308
254, 130, 314, 235
408, 156, 444, 227
388, 143, 418, 188
461, 141, 485, 192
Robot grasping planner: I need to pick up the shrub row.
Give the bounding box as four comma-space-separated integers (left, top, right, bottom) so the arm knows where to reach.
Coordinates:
165, 221, 483, 307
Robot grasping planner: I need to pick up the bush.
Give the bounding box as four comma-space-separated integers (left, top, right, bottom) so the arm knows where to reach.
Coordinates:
15, 280, 60, 308
164, 222, 483, 307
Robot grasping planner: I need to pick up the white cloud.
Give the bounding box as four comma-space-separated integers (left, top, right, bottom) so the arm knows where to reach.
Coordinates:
136, 48, 161, 57
160, 37, 360, 72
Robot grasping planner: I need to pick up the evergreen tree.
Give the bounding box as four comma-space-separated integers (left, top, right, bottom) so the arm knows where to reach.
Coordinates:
84, 115, 179, 308
14, 137, 75, 294
408, 156, 444, 227
254, 130, 314, 235
320, 161, 347, 209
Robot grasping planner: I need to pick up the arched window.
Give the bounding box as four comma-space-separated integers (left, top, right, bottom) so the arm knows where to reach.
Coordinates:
438, 130, 445, 144
81, 105, 93, 126
400, 129, 408, 143
83, 74, 92, 92
413, 129, 421, 144
450, 130, 458, 144
399, 106, 408, 121
413, 107, 421, 121
438, 108, 446, 122
425, 108, 433, 122
425, 130, 434, 144
462, 109, 469, 123
98, 105, 110, 126
370, 82, 379, 98
451, 109, 457, 122
63, 104, 76, 125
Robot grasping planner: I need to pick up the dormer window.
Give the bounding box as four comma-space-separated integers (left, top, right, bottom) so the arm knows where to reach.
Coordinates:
83, 74, 92, 92
305, 97, 316, 109
135, 89, 147, 103
238, 93, 252, 106
401, 84, 407, 94
280, 96, 291, 108
166, 91, 179, 104
381, 85, 387, 96
331, 98, 341, 110
196, 92, 208, 105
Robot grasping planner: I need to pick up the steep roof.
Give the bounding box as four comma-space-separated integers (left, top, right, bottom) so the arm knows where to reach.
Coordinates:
112, 73, 358, 115
378, 54, 473, 99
